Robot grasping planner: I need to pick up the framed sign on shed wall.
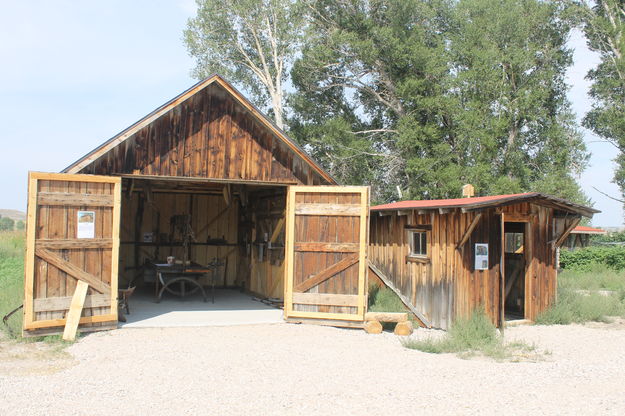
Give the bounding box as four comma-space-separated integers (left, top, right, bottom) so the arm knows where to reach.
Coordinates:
475, 243, 489, 270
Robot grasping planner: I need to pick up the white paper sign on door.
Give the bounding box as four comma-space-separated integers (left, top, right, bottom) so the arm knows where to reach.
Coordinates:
77, 211, 95, 239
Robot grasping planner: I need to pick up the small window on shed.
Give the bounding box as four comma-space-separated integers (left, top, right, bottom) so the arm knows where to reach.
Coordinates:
505, 233, 524, 254
409, 230, 428, 257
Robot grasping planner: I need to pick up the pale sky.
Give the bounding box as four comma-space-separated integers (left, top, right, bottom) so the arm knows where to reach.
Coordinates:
0, 1, 621, 226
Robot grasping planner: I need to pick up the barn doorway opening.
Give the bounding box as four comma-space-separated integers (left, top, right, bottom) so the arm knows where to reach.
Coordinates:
116, 176, 287, 327
503, 221, 526, 321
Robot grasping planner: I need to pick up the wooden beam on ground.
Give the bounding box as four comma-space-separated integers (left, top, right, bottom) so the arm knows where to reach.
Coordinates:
365, 312, 407, 322
457, 213, 482, 249
62, 281, 89, 341
295, 254, 359, 293
368, 261, 432, 328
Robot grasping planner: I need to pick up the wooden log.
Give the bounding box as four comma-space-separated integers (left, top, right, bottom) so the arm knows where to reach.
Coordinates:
394, 320, 413, 336
364, 320, 383, 334
62, 281, 89, 341
365, 312, 407, 323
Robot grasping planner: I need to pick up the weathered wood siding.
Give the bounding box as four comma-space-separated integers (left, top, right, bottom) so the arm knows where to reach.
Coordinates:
79, 83, 329, 186
369, 202, 560, 328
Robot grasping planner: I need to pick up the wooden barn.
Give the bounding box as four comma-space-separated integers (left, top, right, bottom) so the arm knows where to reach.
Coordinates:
22, 75, 369, 336
368, 194, 599, 329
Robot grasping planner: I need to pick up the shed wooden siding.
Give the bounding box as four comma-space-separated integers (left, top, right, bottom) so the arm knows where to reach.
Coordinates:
76, 83, 329, 186
369, 202, 561, 328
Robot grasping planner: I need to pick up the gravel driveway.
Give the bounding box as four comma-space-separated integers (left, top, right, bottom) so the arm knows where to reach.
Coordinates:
1, 322, 624, 415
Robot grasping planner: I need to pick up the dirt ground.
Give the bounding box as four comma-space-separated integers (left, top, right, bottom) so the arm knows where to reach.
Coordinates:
1, 321, 624, 416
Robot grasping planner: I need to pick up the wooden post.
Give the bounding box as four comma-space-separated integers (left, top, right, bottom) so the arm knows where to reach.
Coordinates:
62, 281, 89, 341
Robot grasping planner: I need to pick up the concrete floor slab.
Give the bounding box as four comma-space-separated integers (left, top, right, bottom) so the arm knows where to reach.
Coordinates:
120, 288, 284, 328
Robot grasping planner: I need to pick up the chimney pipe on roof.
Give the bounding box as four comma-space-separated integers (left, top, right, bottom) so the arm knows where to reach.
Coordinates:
462, 184, 474, 198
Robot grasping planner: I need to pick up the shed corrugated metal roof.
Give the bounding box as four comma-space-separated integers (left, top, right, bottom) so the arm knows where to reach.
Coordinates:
370, 193, 533, 211
370, 192, 599, 217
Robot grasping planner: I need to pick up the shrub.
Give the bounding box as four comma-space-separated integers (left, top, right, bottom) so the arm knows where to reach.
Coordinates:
559, 246, 625, 271
400, 308, 538, 361
535, 288, 625, 325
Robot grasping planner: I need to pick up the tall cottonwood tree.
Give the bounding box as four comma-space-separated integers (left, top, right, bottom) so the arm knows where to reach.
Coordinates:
289, 0, 589, 204
289, 0, 453, 201
578, 1, 625, 203
447, 0, 589, 203
184, 0, 303, 129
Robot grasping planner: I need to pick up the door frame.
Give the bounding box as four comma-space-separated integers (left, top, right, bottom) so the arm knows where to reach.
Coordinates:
501, 216, 531, 324
283, 185, 369, 322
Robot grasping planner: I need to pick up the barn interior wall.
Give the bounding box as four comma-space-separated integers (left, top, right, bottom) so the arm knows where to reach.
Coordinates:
118, 180, 287, 300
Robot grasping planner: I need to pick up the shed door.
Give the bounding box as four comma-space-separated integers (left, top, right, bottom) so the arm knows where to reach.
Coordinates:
284, 186, 369, 321
23, 172, 121, 335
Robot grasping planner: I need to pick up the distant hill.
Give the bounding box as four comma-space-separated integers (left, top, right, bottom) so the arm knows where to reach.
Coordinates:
0, 209, 26, 222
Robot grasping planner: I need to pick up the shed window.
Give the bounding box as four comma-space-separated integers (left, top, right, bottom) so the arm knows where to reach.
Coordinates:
409, 231, 428, 257
505, 232, 524, 254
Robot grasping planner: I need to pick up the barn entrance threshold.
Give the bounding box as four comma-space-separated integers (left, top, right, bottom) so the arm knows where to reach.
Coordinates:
120, 289, 284, 328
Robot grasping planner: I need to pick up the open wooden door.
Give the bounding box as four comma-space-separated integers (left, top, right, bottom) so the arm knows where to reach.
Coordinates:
23, 172, 121, 336
284, 186, 369, 322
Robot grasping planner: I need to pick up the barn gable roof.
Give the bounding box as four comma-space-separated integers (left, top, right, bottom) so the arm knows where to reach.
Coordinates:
62, 74, 336, 184
370, 192, 599, 218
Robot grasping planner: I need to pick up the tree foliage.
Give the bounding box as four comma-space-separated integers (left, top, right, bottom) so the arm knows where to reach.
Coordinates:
184, 0, 591, 206
184, 0, 303, 128
0, 217, 15, 231
578, 1, 625, 205
289, 0, 589, 204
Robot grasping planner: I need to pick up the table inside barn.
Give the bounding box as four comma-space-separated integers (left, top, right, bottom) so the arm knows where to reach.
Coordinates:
152, 262, 216, 303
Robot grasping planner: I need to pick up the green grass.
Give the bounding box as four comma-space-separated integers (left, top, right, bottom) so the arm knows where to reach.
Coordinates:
536, 265, 625, 325
0, 231, 25, 338
368, 284, 417, 329
558, 264, 625, 292
402, 309, 537, 361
